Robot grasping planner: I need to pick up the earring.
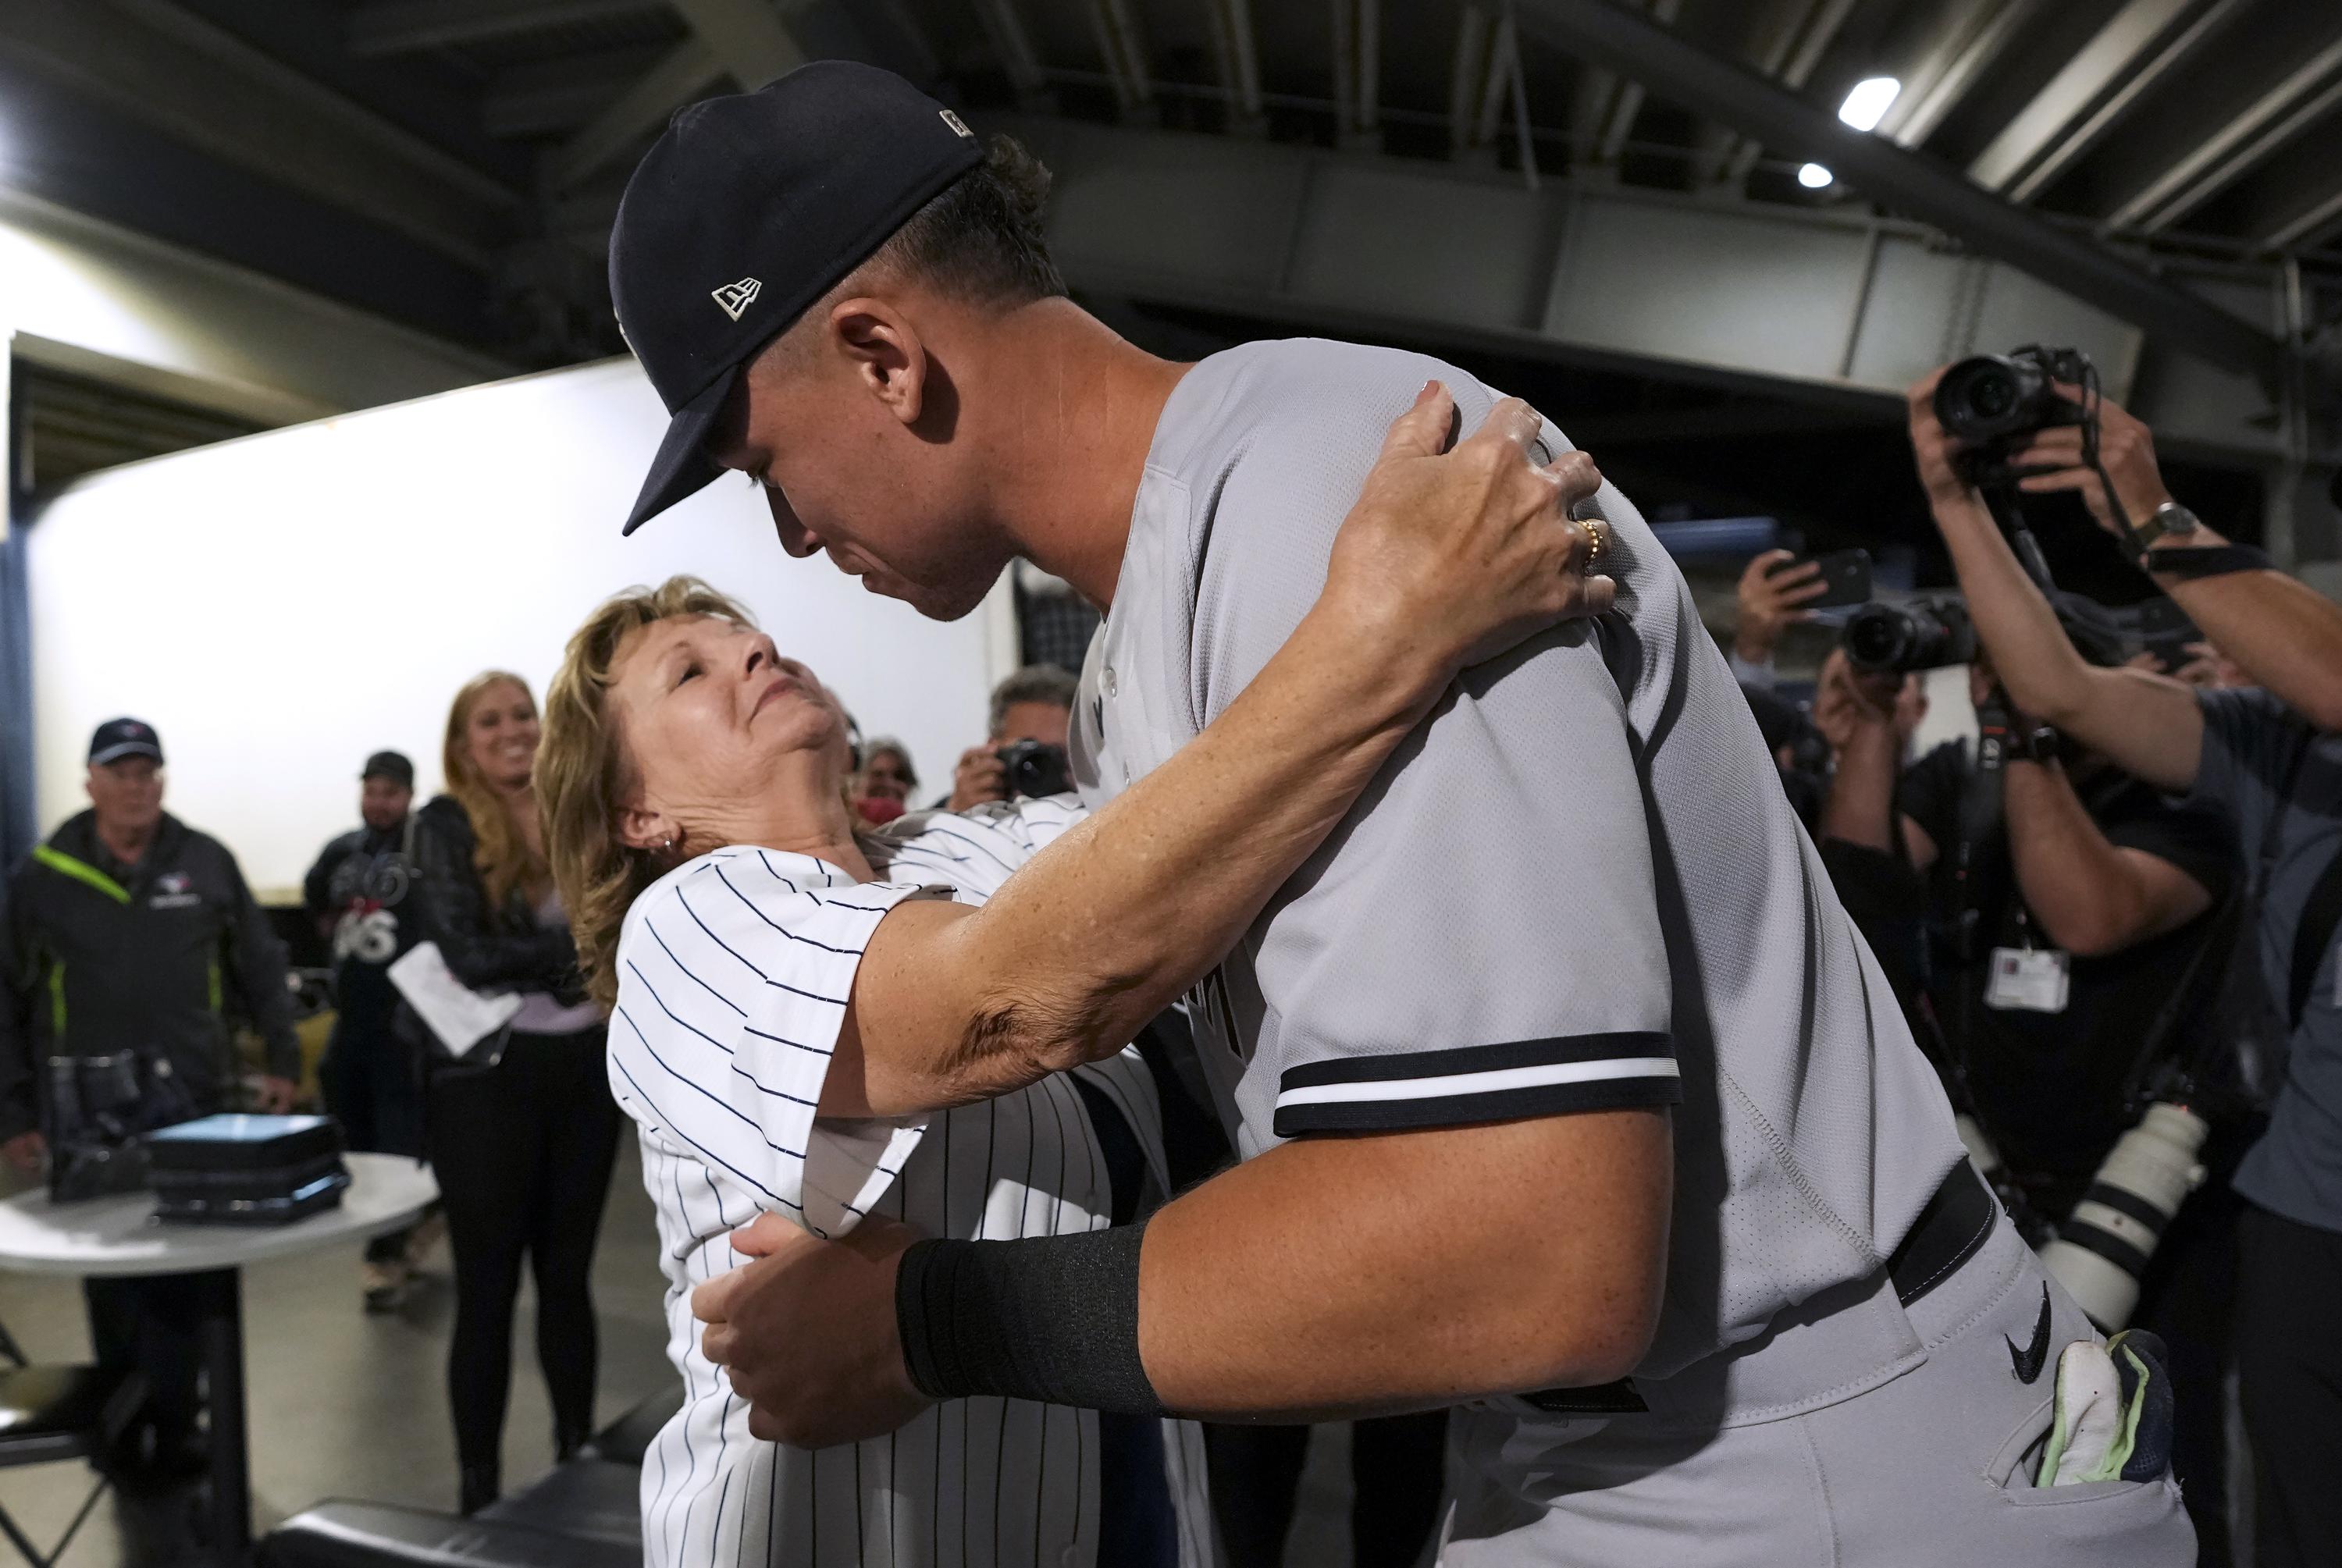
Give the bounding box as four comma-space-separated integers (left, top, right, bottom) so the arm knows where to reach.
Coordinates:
660, 834, 676, 855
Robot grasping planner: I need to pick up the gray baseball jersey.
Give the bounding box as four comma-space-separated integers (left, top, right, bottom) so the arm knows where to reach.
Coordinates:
1068, 337, 1968, 1382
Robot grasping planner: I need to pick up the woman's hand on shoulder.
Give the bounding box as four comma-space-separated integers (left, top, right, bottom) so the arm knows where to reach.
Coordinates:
1323, 383, 1614, 685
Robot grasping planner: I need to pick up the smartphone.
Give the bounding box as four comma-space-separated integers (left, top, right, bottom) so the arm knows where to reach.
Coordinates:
1775, 548, 1873, 609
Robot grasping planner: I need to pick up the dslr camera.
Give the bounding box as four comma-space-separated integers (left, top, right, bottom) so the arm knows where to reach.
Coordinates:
1933, 346, 2097, 490
996, 740, 1071, 799
1842, 597, 1977, 675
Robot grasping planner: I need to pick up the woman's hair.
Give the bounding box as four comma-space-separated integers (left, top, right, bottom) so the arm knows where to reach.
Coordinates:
537, 576, 756, 1008
441, 670, 549, 914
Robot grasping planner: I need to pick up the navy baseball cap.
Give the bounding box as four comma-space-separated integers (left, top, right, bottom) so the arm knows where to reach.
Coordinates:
610, 61, 985, 535
88, 717, 163, 766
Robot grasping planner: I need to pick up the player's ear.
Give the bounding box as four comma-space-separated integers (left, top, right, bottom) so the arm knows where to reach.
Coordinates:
826, 296, 926, 428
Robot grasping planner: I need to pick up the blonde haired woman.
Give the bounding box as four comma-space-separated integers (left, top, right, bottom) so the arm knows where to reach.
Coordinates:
411, 670, 623, 1514
533, 391, 1611, 1566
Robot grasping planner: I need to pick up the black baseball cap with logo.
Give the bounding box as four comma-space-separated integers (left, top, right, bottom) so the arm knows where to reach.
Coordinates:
361, 750, 415, 789
88, 717, 164, 767
609, 61, 984, 536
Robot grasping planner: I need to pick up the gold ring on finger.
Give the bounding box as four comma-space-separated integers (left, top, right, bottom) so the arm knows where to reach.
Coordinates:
1578, 517, 1611, 574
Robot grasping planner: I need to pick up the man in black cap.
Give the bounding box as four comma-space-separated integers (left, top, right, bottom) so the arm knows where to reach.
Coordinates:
0, 717, 302, 1473
609, 65, 2188, 1567
305, 750, 430, 1310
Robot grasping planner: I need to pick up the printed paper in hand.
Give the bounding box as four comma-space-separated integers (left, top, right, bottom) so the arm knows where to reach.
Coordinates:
388, 941, 521, 1057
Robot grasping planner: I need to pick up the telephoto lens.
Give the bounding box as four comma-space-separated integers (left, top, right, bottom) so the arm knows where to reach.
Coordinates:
1842, 599, 1980, 674
2037, 1103, 2209, 1331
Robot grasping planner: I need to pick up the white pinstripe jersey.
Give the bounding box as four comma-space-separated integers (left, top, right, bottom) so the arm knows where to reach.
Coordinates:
608, 798, 1215, 1568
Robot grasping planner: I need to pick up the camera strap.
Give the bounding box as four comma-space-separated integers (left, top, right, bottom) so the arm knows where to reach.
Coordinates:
2143, 544, 2276, 581
2288, 836, 2342, 1033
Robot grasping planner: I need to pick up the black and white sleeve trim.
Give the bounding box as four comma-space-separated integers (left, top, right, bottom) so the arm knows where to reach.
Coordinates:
1272, 1032, 1679, 1136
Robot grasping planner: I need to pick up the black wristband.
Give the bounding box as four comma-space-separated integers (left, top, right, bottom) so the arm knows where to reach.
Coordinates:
895, 1224, 1166, 1415
2143, 544, 2274, 579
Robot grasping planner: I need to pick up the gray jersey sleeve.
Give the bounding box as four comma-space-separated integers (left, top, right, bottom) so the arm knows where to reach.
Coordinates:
1190, 379, 1680, 1136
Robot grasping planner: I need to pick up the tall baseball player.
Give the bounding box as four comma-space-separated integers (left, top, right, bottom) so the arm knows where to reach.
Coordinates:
608, 64, 2194, 1566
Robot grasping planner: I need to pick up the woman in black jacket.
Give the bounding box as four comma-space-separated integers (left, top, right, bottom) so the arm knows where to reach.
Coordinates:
412, 670, 622, 1514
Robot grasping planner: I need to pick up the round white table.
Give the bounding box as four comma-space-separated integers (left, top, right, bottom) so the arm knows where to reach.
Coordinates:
0, 1152, 438, 1563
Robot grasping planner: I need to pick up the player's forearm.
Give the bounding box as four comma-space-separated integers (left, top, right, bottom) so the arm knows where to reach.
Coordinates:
2148, 534, 2342, 731
1934, 497, 2203, 791
1819, 723, 1899, 853
1135, 1110, 1673, 1419
849, 603, 1446, 1115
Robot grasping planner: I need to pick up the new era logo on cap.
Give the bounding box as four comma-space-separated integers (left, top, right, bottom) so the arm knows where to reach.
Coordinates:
711, 277, 763, 322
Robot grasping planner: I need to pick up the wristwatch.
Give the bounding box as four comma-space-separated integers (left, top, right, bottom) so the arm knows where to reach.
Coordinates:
2127, 500, 2201, 563
2010, 722, 2062, 765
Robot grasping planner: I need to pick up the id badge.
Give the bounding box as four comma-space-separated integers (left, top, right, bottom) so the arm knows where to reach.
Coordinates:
1986, 947, 2070, 1013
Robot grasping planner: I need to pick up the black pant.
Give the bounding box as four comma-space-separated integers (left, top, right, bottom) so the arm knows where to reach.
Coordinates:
323, 1008, 429, 1264
84, 1274, 203, 1446
2237, 1202, 2342, 1568
2130, 1180, 2243, 1567
1205, 1410, 1450, 1568
425, 1026, 621, 1486
322, 1009, 425, 1159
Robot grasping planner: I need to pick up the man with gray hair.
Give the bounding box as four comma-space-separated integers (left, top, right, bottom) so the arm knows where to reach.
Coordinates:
945, 663, 1079, 810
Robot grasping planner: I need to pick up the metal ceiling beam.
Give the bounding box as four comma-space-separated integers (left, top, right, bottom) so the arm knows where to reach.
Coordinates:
1204, 0, 1265, 130
2253, 184, 2342, 257
485, 46, 667, 139
1969, 0, 2248, 201
1719, 0, 1856, 183
1500, 0, 2285, 383
1881, 0, 2044, 150
1087, 0, 1155, 116
2102, 37, 2342, 235
666, 0, 804, 90
0, 0, 509, 265
1593, 0, 1680, 165
973, 0, 1047, 99
2236, 133, 2342, 255
548, 38, 724, 190
112, 0, 518, 208
348, 0, 662, 58
1330, 0, 1382, 147
1448, 5, 1493, 152
873, 0, 940, 83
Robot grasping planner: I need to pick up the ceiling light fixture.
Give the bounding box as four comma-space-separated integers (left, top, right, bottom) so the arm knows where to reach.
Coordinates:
1838, 76, 1901, 133
1797, 162, 1835, 190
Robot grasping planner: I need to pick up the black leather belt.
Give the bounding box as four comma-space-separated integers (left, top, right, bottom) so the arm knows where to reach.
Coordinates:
1524, 1161, 1999, 1416
1885, 1159, 1999, 1307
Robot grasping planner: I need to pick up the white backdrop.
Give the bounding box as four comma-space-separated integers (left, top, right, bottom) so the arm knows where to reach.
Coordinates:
26, 357, 1018, 896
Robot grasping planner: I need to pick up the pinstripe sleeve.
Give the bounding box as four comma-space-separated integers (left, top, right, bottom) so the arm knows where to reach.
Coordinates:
956, 794, 1089, 856
607, 849, 948, 1239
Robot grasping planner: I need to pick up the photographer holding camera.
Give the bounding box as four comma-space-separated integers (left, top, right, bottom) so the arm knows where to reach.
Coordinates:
1910, 362, 2342, 1568
945, 664, 1077, 809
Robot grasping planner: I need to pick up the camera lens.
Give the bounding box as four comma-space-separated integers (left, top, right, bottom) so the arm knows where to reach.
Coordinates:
1842, 605, 1912, 672
1934, 354, 2049, 444
1968, 375, 2016, 420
